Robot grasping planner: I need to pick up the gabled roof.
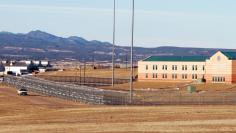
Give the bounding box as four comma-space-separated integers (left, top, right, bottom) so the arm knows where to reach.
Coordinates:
221, 51, 236, 60
143, 56, 208, 62
4, 62, 27, 67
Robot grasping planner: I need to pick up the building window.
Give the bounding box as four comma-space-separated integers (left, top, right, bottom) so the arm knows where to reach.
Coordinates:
146, 65, 148, 70
153, 65, 158, 70
172, 74, 177, 79
146, 73, 148, 78
162, 65, 167, 70
172, 65, 177, 70
192, 65, 198, 71
212, 76, 226, 83
192, 74, 198, 79
202, 65, 205, 71
162, 74, 167, 79
153, 73, 158, 79
182, 74, 187, 79
182, 65, 187, 71
217, 56, 221, 61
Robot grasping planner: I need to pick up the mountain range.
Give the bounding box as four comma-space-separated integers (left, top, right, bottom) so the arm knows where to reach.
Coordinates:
0, 30, 235, 62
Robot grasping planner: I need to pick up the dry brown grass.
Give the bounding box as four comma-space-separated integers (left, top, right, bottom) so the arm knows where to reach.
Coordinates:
1, 86, 236, 133
101, 81, 236, 91
101, 81, 185, 91
38, 68, 137, 79
192, 83, 236, 91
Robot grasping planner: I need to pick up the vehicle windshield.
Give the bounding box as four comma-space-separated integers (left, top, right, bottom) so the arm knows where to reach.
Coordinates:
19, 89, 27, 91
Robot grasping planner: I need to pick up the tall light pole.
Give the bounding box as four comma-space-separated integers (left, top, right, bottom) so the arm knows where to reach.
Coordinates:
112, 0, 116, 87
130, 0, 135, 103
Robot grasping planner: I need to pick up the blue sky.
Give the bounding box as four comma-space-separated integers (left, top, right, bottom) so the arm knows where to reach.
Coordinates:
0, 0, 236, 48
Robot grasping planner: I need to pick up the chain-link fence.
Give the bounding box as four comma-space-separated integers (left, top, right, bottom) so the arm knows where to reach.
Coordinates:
132, 90, 236, 105
4, 76, 130, 105
4, 75, 236, 105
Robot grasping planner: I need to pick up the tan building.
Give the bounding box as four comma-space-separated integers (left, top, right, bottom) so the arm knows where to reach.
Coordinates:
138, 51, 236, 83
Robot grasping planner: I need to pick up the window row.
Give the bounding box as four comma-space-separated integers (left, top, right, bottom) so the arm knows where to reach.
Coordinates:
146, 65, 205, 71
145, 74, 201, 80
212, 77, 225, 82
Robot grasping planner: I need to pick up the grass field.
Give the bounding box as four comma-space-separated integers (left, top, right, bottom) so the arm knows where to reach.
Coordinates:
101, 81, 236, 92
1, 86, 236, 133
101, 81, 185, 91
38, 68, 138, 79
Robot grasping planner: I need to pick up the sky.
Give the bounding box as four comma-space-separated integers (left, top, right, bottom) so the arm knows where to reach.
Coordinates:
0, 0, 236, 48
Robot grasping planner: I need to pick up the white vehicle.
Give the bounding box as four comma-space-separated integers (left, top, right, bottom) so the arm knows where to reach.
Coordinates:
0, 77, 3, 82
17, 89, 28, 96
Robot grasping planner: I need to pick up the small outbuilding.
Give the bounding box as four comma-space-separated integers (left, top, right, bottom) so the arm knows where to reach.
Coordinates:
0, 64, 5, 76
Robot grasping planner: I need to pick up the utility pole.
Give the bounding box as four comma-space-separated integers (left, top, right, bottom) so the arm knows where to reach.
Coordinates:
84, 60, 86, 85
76, 61, 78, 83
93, 53, 95, 69
125, 53, 128, 70
130, 0, 135, 103
80, 62, 82, 85
112, 0, 116, 88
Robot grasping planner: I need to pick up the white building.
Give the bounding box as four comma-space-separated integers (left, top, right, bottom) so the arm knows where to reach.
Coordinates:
4, 62, 28, 75
41, 61, 49, 66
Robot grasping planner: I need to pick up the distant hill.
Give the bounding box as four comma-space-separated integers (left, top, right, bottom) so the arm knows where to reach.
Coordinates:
0, 30, 235, 62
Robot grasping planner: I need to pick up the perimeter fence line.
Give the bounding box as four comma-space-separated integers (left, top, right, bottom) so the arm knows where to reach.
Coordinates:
4, 76, 130, 105
4, 75, 236, 105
